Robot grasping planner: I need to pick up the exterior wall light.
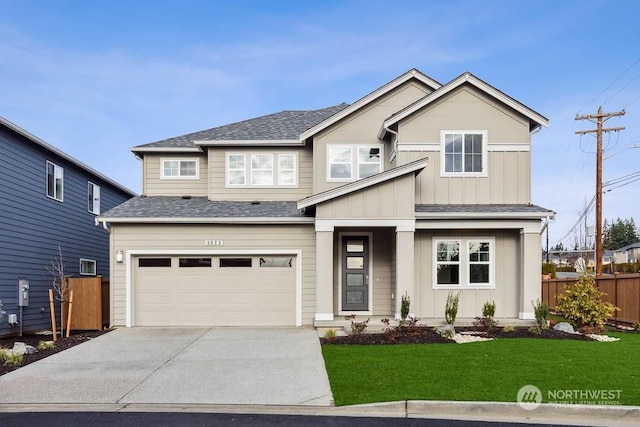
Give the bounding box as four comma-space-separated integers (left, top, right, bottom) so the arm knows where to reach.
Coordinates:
116, 250, 124, 263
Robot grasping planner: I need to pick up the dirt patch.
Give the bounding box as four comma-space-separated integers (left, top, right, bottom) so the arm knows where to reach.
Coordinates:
0, 329, 112, 376
321, 326, 595, 345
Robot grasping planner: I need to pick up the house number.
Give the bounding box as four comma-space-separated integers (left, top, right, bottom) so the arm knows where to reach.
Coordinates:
205, 240, 224, 246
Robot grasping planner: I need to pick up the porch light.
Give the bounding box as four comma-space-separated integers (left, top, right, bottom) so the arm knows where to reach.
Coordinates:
116, 250, 124, 263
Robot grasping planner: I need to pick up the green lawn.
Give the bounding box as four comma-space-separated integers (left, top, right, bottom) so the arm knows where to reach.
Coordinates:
322, 333, 640, 406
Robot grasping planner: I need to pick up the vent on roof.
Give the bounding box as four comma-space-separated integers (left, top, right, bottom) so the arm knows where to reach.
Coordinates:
251, 201, 260, 205
182, 195, 192, 200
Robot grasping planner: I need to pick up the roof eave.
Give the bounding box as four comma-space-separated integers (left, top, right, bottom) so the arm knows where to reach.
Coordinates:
98, 216, 314, 224
193, 139, 304, 147
131, 146, 204, 154
415, 211, 555, 220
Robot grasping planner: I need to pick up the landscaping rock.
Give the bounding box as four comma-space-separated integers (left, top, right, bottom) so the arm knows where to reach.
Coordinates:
11, 342, 37, 355
554, 322, 575, 334
452, 334, 493, 344
435, 324, 456, 337
586, 334, 620, 342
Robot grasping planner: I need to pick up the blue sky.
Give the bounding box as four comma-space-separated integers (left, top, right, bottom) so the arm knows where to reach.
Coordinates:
1, 0, 639, 247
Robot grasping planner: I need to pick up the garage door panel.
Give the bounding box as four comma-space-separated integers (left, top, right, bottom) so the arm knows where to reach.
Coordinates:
134, 255, 296, 326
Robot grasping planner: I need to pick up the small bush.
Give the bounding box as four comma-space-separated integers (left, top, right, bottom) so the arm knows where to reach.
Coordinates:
528, 326, 542, 336
555, 274, 619, 327
632, 322, 640, 333
323, 329, 337, 339
445, 291, 460, 325
473, 300, 497, 330
482, 300, 496, 318
532, 299, 549, 329
503, 325, 515, 333
542, 263, 557, 279
345, 315, 369, 334
401, 293, 410, 320
37, 341, 56, 350
0, 350, 23, 366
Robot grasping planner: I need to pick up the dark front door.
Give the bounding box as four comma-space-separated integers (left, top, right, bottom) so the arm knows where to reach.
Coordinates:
342, 236, 369, 311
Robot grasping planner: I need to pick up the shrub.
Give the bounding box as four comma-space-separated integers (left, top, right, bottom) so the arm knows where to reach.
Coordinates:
0, 349, 23, 366
323, 329, 337, 339
37, 341, 56, 350
473, 300, 497, 330
528, 326, 542, 336
482, 300, 496, 318
401, 293, 410, 321
344, 315, 369, 334
444, 291, 460, 325
555, 273, 619, 327
542, 263, 556, 279
532, 299, 549, 329
633, 322, 640, 333
503, 324, 515, 333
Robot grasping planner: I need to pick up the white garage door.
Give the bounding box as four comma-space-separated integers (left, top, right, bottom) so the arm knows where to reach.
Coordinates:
133, 255, 297, 326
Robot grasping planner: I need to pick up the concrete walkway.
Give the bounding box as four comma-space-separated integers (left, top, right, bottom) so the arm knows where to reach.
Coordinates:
0, 327, 333, 406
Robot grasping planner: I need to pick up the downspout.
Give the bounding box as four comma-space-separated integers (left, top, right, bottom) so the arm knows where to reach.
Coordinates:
384, 124, 399, 163
95, 217, 110, 234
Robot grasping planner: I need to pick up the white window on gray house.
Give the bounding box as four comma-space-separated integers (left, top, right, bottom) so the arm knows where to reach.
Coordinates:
433, 238, 494, 289
441, 131, 487, 176
469, 240, 491, 285
161, 159, 198, 178
46, 161, 64, 201
251, 154, 273, 185
278, 154, 297, 185
80, 259, 96, 276
435, 240, 460, 286
227, 154, 246, 185
328, 145, 383, 181
226, 152, 297, 187
87, 182, 101, 215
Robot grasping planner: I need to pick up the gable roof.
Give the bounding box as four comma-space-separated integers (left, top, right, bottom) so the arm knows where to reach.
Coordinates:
297, 157, 428, 210
614, 242, 640, 252
0, 115, 136, 196
379, 72, 549, 139
298, 69, 441, 142
132, 104, 349, 153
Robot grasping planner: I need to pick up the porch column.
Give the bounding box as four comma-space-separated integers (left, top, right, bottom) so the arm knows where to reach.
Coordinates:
395, 228, 415, 319
315, 227, 334, 321
519, 226, 542, 320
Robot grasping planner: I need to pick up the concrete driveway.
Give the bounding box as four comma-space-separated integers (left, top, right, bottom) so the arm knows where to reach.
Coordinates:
0, 327, 333, 406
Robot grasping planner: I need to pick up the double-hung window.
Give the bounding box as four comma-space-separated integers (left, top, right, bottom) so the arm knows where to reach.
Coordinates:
161, 159, 198, 179
441, 131, 487, 176
87, 182, 101, 215
46, 161, 64, 201
80, 259, 96, 276
433, 238, 494, 288
327, 145, 383, 181
226, 153, 297, 187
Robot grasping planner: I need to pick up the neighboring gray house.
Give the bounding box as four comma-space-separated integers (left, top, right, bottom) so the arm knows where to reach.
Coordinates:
0, 116, 135, 337
613, 242, 640, 264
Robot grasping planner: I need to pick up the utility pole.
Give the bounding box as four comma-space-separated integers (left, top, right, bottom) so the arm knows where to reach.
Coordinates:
575, 107, 625, 276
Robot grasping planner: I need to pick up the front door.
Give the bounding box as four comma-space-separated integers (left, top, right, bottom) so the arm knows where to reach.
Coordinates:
342, 236, 369, 311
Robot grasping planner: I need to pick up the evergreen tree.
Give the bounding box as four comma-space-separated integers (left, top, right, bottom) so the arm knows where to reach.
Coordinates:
602, 217, 639, 250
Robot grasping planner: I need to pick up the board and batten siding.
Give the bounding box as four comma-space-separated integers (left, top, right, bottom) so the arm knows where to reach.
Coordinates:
313, 81, 433, 194
109, 223, 316, 326
396, 85, 532, 204
142, 154, 208, 197
208, 145, 313, 201
0, 126, 133, 336
413, 230, 520, 319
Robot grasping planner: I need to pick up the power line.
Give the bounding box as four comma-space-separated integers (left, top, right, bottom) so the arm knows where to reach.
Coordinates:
579, 57, 640, 112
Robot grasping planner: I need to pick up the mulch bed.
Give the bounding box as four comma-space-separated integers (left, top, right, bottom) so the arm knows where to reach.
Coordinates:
321, 326, 595, 345
0, 329, 112, 376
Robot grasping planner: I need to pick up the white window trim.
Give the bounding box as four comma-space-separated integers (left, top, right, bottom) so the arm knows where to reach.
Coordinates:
440, 130, 488, 177
87, 181, 100, 215
46, 160, 64, 202
226, 152, 298, 188
432, 237, 495, 289
160, 158, 199, 179
79, 258, 97, 276
327, 144, 384, 182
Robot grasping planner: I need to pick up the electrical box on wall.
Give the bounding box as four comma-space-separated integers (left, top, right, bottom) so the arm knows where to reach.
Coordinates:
18, 278, 29, 307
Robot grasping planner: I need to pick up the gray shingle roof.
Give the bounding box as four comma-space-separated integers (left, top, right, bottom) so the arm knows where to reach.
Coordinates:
101, 197, 310, 219
415, 204, 553, 214
135, 103, 349, 149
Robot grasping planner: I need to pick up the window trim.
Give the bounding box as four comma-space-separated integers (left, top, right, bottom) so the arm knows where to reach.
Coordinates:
160, 158, 199, 179
327, 144, 384, 182
79, 259, 97, 276
440, 130, 488, 177
432, 237, 495, 289
226, 152, 298, 188
46, 161, 64, 202
87, 181, 100, 215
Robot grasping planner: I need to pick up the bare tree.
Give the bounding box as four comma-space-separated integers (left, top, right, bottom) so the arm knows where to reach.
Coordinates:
46, 246, 68, 337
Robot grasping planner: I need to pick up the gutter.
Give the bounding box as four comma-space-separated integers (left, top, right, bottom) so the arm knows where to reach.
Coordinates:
95, 216, 110, 233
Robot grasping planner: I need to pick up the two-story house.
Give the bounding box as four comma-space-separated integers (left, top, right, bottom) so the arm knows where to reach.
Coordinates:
0, 116, 135, 337
98, 69, 553, 328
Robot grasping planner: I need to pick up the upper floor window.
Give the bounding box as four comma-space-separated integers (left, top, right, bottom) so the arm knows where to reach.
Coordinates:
327, 145, 382, 182
433, 237, 494, 289
441, 131, 487, 176
226, 153, 297, 187
46, 161, 64, 202
87, 182, 101, 215
161, 158, 198, 179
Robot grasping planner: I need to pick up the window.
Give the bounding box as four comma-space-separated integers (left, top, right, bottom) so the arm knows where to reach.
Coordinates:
80, 259, 96, 276
441, 131, 487, 176
434, 238, 494, 288
161, 159, 198, 179
139, 258, 172, 267
179, 258, 212, 267
226, 153, 297, 187
328, 145, 383, 181
220, 258, 252, 267
46, 161, 64, 201
87, 182, 100, 214
260, 257, 293, 267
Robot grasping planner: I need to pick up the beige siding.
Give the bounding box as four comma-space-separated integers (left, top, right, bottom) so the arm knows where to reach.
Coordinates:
110, 224, 316, 326
317, 174, 415, 219
413, 230, 520, 319
397, 86, 532, 204
313, 81, 433, 194
143, 154, 208, 197
208, 145, 313, 201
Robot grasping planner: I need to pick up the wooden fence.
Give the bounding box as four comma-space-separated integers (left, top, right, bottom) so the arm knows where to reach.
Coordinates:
542, 273, 640, 325
65, 276, 110, 331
